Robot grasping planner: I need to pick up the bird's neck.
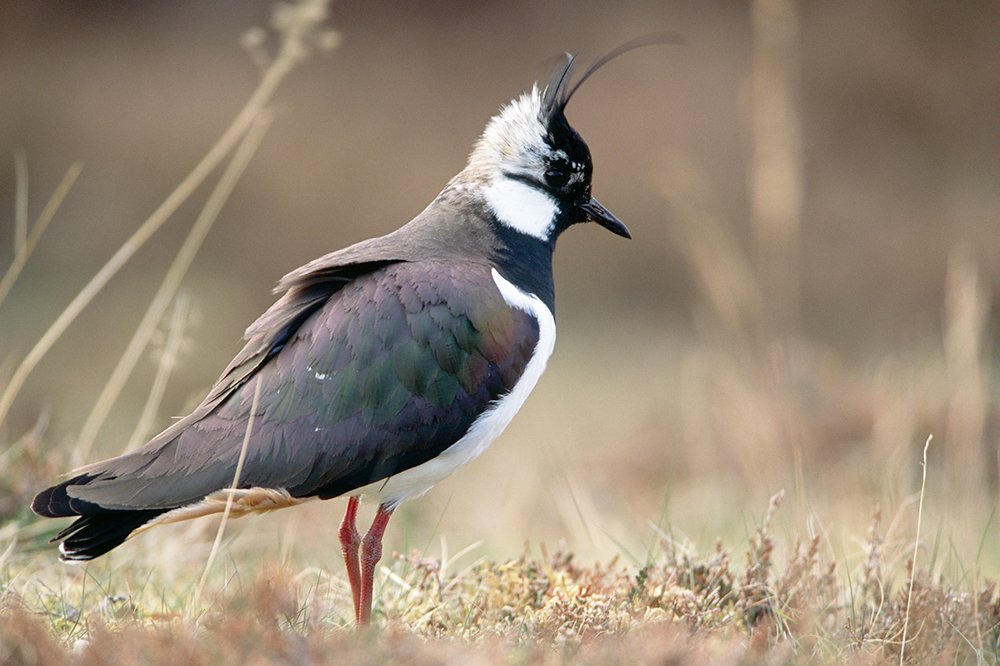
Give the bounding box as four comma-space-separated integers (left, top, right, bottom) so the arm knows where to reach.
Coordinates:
430, 170, 558, 313
486, 215, 556, 314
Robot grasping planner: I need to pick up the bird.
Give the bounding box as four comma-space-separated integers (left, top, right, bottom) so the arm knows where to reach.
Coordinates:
32, 46, 645, 627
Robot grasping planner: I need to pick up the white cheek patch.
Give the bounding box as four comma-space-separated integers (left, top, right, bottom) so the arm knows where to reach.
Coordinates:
483, 176, 558, 241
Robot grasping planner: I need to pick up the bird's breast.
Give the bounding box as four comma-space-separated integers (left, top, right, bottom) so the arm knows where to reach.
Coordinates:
353, 267, 556, 508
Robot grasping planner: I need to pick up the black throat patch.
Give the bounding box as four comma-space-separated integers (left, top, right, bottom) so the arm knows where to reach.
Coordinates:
485, 211, 557, 314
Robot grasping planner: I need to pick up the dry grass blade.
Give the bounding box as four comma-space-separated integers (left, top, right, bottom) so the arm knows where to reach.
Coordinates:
749, 0, 803, 332
13, 151, 28, 254
125, 294, 191, 451
75, 110, 275, 463
900, 434, 932, 664
189, 376, 263, 617
0, 162, 83, 312
943, 248, 990, 492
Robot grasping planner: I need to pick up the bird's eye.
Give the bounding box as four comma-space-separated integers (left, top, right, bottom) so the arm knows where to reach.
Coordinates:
544, 163, 571, 189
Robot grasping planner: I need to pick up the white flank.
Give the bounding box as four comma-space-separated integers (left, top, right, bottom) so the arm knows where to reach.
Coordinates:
483, 176, 558, 241
355, 269, 556, 508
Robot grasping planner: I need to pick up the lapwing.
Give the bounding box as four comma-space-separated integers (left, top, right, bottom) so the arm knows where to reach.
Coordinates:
33, 49, 638, 626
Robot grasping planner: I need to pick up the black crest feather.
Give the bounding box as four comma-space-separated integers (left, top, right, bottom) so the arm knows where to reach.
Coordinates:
540, 31, 684, 122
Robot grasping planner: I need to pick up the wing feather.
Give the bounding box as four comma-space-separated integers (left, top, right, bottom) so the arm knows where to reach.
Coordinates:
42, 260, 538, 516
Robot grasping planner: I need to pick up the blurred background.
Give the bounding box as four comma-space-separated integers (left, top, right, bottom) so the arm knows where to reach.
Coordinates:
1, 1, 998, 579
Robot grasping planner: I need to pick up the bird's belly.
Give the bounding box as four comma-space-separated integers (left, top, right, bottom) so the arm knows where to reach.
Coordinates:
354, 269, 557, 509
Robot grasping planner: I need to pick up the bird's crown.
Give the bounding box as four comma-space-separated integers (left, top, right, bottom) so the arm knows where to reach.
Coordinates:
471, 69, 592, 194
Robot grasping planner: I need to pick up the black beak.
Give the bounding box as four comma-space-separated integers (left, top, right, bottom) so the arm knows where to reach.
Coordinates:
579, 197, 631, 239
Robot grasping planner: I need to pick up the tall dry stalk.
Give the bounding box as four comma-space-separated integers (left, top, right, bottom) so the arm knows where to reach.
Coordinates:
749, 0, 803, 335
0, 164, 82, 312
190, 376, 263, 617
943, 246, 990, 495
74, 110, 275, 463
0, 0, 337, 433
747, 0, 808, 507
900, 434, 932, 664
125, 294, 191, 452
13, 152, 28, 255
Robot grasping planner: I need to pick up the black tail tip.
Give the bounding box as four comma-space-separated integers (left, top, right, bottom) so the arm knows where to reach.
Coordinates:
48, 510, 167, 562
31, 490, 59, 518
31, 474, 100, 518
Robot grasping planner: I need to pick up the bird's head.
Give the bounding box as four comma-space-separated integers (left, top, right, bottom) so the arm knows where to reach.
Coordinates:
467, 52, 632, 244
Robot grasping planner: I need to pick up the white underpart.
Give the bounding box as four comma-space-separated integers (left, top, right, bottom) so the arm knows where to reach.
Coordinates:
483, 176, 558, 241
354, 268, 557, 508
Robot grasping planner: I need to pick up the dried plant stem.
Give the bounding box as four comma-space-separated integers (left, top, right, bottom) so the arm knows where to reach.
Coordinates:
900, 434, 932, 664
0, 163, 83, 312
190, 376, 262, 616
13, 151, 28, 254
75, 110, 274, 463
943, 248, 989, 491
0, 1, 325, 431
749, 0, 803, 333
124, 294, 190, 452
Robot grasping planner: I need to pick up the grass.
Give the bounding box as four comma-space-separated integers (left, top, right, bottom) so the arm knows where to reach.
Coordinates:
2, 488, 997, 663
2, 0, 999, 663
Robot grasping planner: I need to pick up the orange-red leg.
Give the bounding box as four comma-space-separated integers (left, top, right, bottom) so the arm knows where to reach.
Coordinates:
338, 496, 362, 623
358, 503, 394, 627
